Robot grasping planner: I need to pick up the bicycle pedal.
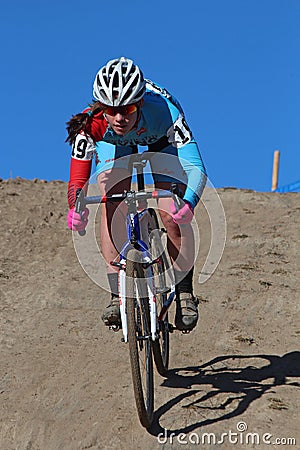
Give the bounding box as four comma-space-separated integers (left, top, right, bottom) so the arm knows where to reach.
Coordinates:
171, 325, 191, 334
108, 324, 121, 332
182, 329, 191, 335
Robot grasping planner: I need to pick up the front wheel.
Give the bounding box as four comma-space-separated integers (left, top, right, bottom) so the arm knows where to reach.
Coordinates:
148, 209, 170, 377
126, 248, 154, 429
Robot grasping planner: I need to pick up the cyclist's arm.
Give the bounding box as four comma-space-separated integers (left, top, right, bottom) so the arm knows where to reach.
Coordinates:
67, 133, 95, 208
177, 139, 207, 209
166, 111, 207, 209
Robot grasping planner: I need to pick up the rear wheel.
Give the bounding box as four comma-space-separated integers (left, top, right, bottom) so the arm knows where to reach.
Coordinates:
126, 248, 154, 429
148, 209, 170, 376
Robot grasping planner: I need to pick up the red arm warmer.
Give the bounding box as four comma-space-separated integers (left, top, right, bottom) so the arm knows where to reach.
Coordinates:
67, 158, 92, 208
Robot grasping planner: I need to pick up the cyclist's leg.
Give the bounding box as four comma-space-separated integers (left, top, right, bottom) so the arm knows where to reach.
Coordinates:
95, 143, 133, 324
154, 180, 195, 278
150, 147, 199, 330
97, 168, 131, 267
148, 145, 194, 273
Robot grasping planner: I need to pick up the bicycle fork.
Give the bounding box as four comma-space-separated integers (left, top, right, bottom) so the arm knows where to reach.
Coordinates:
118, 258, 157, 343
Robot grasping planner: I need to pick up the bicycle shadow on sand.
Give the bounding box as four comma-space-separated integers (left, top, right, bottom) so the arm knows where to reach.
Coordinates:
149, 351, 300, 436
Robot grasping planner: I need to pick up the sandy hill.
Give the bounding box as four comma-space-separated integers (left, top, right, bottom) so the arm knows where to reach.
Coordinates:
0, 178, 299, 449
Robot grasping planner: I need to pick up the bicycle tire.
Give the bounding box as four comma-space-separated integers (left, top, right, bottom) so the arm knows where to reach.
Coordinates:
126, 248, 154, 429
148, 209, 170, 377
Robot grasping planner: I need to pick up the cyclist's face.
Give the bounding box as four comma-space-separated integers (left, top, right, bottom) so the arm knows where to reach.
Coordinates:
105, 110, 138, 136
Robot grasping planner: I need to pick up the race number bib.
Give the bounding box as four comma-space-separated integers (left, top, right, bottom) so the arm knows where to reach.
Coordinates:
71, 133, 95, 160
167, 115, 193, 148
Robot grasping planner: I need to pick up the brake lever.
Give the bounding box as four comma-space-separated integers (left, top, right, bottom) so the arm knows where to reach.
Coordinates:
75, 189, 86, 236
170, 183, 183, 212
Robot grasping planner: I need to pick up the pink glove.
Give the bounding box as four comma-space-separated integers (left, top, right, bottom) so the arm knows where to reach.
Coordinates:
67, 207, 89, 231
170, 201, 194, 225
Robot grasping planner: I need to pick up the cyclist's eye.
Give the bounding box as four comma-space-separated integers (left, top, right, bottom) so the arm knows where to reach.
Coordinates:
101, 103, 138, 115
117, 107, 127, 115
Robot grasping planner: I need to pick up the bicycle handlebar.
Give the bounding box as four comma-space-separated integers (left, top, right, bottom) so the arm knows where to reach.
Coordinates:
77, 186, 182, 208
75, 184, 184, 236
83, 190, 174, 206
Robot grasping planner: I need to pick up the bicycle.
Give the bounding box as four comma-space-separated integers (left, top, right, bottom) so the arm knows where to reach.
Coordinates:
75, 152, 185, 429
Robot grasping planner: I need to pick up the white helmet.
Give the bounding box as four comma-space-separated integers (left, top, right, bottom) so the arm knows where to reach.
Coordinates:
93, 57, 146, 106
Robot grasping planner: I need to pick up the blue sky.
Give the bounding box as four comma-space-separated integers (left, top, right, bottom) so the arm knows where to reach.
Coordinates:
1, 0, 299, 191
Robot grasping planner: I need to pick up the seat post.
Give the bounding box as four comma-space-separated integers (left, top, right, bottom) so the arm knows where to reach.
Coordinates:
135, 163, 145, 191
131, 151, 152, 192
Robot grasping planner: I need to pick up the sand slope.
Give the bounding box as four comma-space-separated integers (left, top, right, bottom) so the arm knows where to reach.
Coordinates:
0, 178, 299, 449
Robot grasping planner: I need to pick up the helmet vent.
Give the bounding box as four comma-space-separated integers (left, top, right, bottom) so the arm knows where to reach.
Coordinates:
93, 57, 146, 106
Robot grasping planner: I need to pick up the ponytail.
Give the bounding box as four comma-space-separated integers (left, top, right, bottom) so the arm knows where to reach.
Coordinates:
65, 101, 103, 145
65, 113, 89, 145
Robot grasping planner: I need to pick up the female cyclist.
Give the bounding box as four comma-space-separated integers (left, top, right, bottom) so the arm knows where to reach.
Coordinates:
66, 57, 207, 331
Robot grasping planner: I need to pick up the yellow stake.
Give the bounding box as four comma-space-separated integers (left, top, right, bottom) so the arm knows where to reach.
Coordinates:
272, 150, 280, 191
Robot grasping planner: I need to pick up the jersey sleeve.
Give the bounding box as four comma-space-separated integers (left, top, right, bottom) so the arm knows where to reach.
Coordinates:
177, 139, 207, 209
67, 132, 95, 208
164, 100, 207, 208
67, 110, 107, 208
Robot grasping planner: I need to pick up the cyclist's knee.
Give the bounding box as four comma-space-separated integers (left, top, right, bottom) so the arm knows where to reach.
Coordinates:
97, 168, 131, 195
159, 210, 181, 239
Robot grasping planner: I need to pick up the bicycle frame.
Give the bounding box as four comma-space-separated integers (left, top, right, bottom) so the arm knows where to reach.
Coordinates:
75, 152, 178, 343
118, 208, 159, 343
